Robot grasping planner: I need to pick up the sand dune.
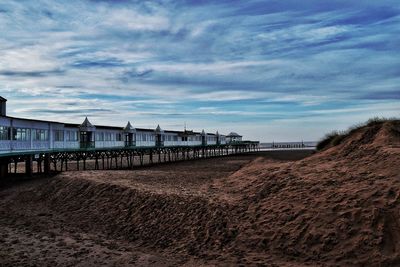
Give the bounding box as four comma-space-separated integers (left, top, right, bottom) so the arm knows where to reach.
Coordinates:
216, 120, 400, 265
1, 120, 399, 266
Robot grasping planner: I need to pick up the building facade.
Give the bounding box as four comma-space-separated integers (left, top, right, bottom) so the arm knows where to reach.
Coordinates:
0, 97, 233, 152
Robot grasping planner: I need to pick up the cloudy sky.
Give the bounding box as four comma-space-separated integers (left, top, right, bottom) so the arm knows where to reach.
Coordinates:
0, 0, 399, 142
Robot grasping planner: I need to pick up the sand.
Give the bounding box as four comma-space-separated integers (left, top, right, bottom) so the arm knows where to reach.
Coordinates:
1, 120, 399, 266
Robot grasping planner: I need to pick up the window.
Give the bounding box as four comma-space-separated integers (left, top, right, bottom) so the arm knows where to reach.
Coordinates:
104, 132, 112, 141
116, 133, 122, 141
54, 130, 64, 142
66, 131, 78, 141
173, 136, 178, 141
96, 132, 104, 141
32, 129, 48, 141
0, 126, 9, 140
13, 128, 30, 141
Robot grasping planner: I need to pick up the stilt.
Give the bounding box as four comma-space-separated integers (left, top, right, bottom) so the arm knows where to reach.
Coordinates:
25, 155, 33, 176
0, 158, 9, 179
38, 159, 42, 173
149, 151, 153, 164
44, 153, 50, 174
14, 159, 17, 174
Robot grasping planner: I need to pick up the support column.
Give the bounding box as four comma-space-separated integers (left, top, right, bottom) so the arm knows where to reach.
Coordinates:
25, 155, 33, 176
0, 158, 9, 179
44, 153, 51, 174
149, 150, 153, 164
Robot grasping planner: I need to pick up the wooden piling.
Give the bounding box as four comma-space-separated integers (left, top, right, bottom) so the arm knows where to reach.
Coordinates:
25, 155, 33, 176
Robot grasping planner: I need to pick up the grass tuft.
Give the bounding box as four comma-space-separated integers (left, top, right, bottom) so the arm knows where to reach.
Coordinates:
316, 117, 397, 151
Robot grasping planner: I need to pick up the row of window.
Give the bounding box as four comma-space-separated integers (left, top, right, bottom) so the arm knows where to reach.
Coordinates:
95, 132, 123, 142
0, 127, 73, 142
0, 126, 226, 142
181, 136, 202, 142
137, 133, 155, 142
32, 129, 48, 141
66, 131, 78, 141
0, 127, 45, 141
0, 126, 7, 140
165, 135, 179, 142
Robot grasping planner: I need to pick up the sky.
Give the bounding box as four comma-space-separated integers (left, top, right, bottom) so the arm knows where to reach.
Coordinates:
0, 0, 399, 142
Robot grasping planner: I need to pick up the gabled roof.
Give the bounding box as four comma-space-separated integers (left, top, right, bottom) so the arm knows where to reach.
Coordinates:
0, 96, 7, 102
155, 124, 164, 133
123, 121, 136, 133
79, 117, 96, 131
227, 132, 242, 137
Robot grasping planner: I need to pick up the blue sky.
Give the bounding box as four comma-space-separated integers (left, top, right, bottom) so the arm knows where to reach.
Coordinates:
0, 0, 399, 142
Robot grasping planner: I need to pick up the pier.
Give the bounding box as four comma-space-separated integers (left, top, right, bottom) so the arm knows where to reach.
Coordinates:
0, 142, 259, 179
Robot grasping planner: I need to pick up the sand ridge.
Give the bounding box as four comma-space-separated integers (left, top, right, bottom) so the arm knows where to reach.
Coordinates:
1, 120, 399, 266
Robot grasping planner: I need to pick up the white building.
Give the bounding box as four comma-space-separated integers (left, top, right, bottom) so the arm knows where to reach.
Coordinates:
226, 132, 243, 143
0, 97, 232, 152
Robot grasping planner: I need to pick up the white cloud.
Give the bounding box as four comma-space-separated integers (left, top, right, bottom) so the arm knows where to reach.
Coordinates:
101, 8, 170, 32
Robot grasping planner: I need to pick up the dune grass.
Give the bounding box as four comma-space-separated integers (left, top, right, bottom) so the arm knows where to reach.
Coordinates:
316, 117, 396, 151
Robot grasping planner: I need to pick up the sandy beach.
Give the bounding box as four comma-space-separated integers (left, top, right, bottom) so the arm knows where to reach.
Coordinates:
1, 120, 400, 266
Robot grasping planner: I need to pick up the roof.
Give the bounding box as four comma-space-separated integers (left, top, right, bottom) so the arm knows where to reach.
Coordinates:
123, 121, 136, 133
2, 115, 65, 125
0, 96, 7, 102
79, 117, 96, 131
0, 114, 227, 136
155, 124, 164, 133
227, 132, 242, 137
95, 125, 123, 130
